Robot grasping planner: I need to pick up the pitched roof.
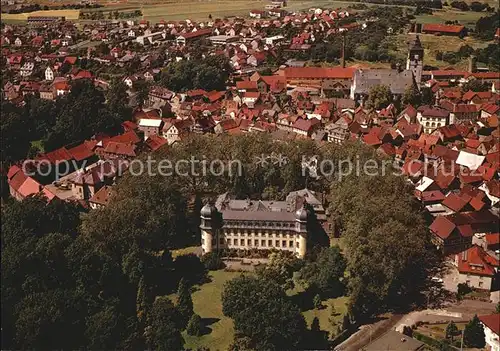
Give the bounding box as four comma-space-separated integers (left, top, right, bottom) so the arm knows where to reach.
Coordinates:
103, 142, 136, 157
89, 185, 113, 206
456, 245, 498, 277
284, 67, 356, 79
479, 314, 500, 336
422, 24, 465, 34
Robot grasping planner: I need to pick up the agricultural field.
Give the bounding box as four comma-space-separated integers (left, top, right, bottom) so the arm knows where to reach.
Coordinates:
415, 8, 489, 27
1, 9, 80, 22
168, 269, 349, 350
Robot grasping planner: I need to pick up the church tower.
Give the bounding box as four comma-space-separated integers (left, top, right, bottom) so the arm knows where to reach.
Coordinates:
407, 35, 424, 85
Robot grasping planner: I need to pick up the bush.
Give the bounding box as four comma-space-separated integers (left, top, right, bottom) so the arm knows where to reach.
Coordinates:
200, 252, 225, 271
186, 314, 202, 336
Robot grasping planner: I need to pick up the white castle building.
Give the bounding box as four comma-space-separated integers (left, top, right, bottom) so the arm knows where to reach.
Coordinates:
200, 189, 326, 258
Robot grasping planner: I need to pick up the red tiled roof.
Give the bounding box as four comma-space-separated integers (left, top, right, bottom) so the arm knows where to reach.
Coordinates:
89, 185, 113, 206
479, 314, 500, 336
431, 70, 468, 77
108, 130, 141, 145
284, 67, 356, 80
145, 134, 168, 151
8, 168, 27, 192
103, 142, 136, 157
421, 190, 445, 203
422, 24, 465, 34
66, 143, 94, 162
485, 233, 500, 246
177, 28, 212, 39
122, 120, 138, 131
17, 177, 42, 198
456, 246, 498, 277
7, 165, 21, 180
236, 80, 258, 90
442, 193, 471, 212
37, 147, 73, 164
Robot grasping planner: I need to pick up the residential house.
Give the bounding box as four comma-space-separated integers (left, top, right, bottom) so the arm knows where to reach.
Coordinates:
45, 66, 54, 81
430, 210, 499, 254
89, 185, 113, 209
454, 245, 499, 291
416, 105, 450, 134
138, 118, 164, 139
162, 119, 193, 145
478, 314, 500, 351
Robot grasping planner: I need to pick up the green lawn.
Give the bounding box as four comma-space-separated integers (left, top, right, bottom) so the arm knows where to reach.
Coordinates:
302, 296, 350, 337
171, 269, 349, 350
171, 246, 199, 258
179, 270, 247, 351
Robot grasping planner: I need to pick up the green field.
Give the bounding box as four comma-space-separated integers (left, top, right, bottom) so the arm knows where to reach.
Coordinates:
392, 33, 493, 69
415, 9, 486, 27
168, 269, 349, 350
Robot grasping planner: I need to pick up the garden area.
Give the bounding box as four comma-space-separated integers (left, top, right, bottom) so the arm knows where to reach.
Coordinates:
167, 268, 350, 350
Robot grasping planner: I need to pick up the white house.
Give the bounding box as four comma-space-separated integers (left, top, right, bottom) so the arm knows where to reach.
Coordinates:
45, 66, 54, 81
479, 314, 499, 351
453, 245, 499, 291
19, 62, 34, 77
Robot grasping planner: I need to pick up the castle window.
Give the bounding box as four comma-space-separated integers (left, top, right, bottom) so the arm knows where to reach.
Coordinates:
240, 239, 245, 246
201, 238, 205, 245
262, 240, 266, 247
282, 240, 287, 247
268, 240, 272, 247
247, 239, 252, 246
276, 240, 280, 247
296, 242, 300, 248
254, 239, 259, 247
289, 240, 294, 248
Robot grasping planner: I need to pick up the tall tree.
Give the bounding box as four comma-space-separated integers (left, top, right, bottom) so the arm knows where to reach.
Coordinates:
176, 277, 194, 328
365, 84, 392, 110
222, 275, 307, 350
463, 315, 485, 348
146, 297, 184, 351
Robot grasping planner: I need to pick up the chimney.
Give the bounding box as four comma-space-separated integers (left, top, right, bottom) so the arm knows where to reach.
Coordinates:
462, 249, 468, 261
341, 32, 346, 68
468, 55, 477, 73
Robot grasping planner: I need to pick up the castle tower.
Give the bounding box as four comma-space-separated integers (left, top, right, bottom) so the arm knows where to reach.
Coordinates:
295, 204, 308, 258
407, 35, 424, 85
200, 202, 220, 255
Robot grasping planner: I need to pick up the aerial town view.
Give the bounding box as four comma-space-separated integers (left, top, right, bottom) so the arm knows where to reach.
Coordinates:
0, 0, 499, 349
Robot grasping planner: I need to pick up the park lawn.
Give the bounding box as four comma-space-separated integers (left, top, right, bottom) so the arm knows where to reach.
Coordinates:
302, 296, 350, 337
180, 270, 249, 351
172, 269, 349, 350
171, 246, 200, 258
